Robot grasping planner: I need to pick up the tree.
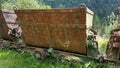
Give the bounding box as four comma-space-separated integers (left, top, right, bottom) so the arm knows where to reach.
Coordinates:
1, 0, 51, 10
104, 12, 117, 38
93, 15, 100, 29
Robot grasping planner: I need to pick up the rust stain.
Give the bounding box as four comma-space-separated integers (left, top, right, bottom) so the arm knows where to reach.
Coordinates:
0, 9, 18, 40
15, 7, 94, 54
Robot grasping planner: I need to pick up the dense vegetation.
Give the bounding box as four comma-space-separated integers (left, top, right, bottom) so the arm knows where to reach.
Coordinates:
39, 0, 120, 18
0, 0, 51, 9
0, 0, 119, 38
38, 0, 120, 38
0, 49, 117, 68
0, 0, 119, 67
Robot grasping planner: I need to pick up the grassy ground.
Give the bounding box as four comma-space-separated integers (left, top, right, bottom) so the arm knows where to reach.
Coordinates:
0, 49, 118, 68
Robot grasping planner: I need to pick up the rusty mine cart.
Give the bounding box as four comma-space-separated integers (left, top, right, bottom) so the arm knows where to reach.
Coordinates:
0, 5, 101, 61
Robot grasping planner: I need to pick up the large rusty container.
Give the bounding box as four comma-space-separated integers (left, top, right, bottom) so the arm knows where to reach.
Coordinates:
0, 9, 18, 40
15, 6, 94, 54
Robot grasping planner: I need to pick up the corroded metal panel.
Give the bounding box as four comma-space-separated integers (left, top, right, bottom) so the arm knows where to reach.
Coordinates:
0, 9, 17, 40
106, 28, 120, 59
15, 7, 94, 54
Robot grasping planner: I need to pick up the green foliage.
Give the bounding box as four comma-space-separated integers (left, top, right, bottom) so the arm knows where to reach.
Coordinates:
96, 36, 108, 53
39, 0, 119, 36
93, 15, 101, 29
0, 0, 119, 38
0, 49, 39, 68
104, 22, 117, 38
40, 0, 120, 18
1, 0, 51, 10
0, 49, 117, 68
93, 12, 117, 38
104, 12, 118, 38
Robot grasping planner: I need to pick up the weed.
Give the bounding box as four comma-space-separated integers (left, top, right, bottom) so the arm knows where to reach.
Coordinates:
0, 49, 117, 68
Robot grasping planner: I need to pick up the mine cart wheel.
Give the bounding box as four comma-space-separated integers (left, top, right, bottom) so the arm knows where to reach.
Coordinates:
57, 52, 70, 63
32, 48, 46, 60
33, 51, 42, 60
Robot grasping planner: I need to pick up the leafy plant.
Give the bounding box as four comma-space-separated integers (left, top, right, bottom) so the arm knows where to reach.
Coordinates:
96, 36, 108, 54
1, 0, 51, 10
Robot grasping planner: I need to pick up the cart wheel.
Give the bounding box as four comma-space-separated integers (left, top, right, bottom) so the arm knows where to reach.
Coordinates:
57, 52, 70, 63
33, 51, 42, 60
33, 48, 46, 60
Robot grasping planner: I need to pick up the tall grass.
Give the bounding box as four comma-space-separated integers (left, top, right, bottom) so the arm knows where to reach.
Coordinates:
0, 49, 117, 68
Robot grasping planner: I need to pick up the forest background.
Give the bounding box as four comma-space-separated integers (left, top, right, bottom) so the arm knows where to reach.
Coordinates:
0, 0, 120, 38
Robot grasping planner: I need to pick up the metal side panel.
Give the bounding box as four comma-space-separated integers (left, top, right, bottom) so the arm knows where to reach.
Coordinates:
0, 10, 12, 40
15, 7, 93, 54
0, 9, 18, 41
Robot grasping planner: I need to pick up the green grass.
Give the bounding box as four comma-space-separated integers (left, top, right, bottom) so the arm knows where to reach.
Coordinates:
96, 36, 108, 54
0, 49, 38, 68
0, 49, 117, 68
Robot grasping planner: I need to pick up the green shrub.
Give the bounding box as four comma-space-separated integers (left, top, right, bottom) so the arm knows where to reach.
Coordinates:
96, 36, 108, 54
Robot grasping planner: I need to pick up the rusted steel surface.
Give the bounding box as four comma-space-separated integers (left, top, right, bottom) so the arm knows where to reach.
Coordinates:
15, 7, 94, 54
106, 29, 120, 59
0, 9, 18, 40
